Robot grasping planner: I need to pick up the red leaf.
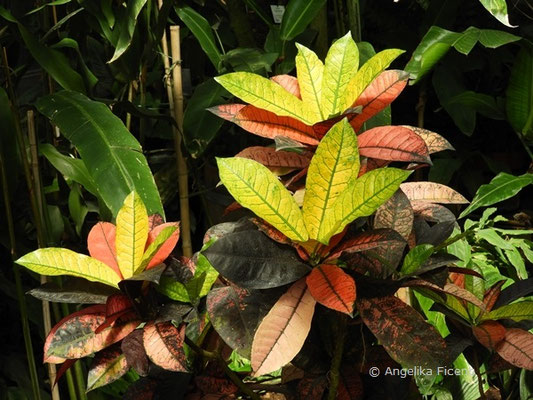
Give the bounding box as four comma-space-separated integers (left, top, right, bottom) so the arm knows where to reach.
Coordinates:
473, 321, 506, 350
327, 229, 405, 261
358, 126, 431, 164
95, 294, 135, 334
402, 126, 454, 154
87, 222, 122, 279
146, 222, 180, 268
251, 279, 316, 376
222, 201, 242, 216
411, 201, 456, 223
271, 75, 301, 98
495, 328, 533, 369
337, 366, 364, 400
349, 70, 409, 132
87, 346, 129, 391
483, 281, 505, 312
236, 146, 311, 171
208, 104, 319, 145
306, 265, 356, 314
312, 109, 361, 138
250, 218, 292, 245
44, 305, 138, 362
143, 322, 187, 372
374, 189, 414, 241
401, 182, 469, 204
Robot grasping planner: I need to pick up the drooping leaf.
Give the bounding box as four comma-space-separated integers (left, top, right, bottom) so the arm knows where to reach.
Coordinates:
116, 192, 149, 279
209, 104, 318, 145
87, 346, 129, 391
481, 301, 533, 322
357, 295, 448, 369
108, 0, 147, 63
472, 321, 506, 350
402, 126, 454, 153
36, 91, 164, 217
279, 0, 327, 41
28, 278, 118, 304
349, 70, 409, 132
216, 157, 308, 241
236, 146, 311, 171
306, 265, 356, 314
324, 168, 412, 239
340, 49, 405, 112
121, 329, 149, 376
479, 0, 515, 27
295, 44, 324, 119
321, 33, 359, 118
140, 223, 180, 271
459, 173, 533, 218
143, 322, 187, 372
374, 189, 414, 241
506, 44, 533, 139
358, 125, 431, 164
401, 182, 469, 204
87, 222, 120, 278
17, 248, 121, 288
215, 73, 318, 125
303, 119, 359, 243
202, 229, 309, 289
495, 328, 533, 370
251, 279, 316, 376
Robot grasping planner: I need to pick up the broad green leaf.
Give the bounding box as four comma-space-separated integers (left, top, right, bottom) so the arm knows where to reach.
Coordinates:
36, 91, 164, 217
51, 37, 98, 90
506, 44, 533, 139
16, 248, 120, 287
476, 229, 514, 250
279, 0, 327, 41
460, 173, 533, 218
303, 119, 359, 243
217, 157, 308, 241
504, 247, 527, 279
116, 192, 149, 279
135, 225, 177, 275
108, 0, 147, 63
295, 44, 324, 119
0, 6, 86, 93
176, 6, 223, 72
339, 49, 404, 112
324, 168, 411, 240
481, 301, 533, 322
400, 244, 434, 275
215, 72, 318, 125
479, 0, 515, 27
321, 33, 359, 118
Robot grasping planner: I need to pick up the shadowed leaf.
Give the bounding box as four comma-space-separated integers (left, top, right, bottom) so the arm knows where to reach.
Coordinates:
374, 189, 413, 241
87, 346, 129, 391
306, 265, 356, 314
121, 330, 149, 376
401, 182, 469, 204
28, 278, 118, 304
483, 281, 505, 312
87, 222, 121, 278
143, 322, 187, 372
411, 201, 456, 223
407, 281, 486, 310
327, 229, 405, 260
493, 278, 533, 309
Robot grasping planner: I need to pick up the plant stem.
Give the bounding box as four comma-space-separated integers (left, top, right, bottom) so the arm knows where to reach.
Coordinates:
73, 361, 87, 400
327, 314, 348, 400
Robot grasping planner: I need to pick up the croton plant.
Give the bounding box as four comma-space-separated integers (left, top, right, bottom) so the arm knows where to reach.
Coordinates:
16, 33, 533, 398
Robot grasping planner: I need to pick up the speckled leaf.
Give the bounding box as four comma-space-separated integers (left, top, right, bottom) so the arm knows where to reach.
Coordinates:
306, 265, 356, 314
374, 189, 414, 241
143, 322, 187, 372
87, 346, 129, 391
217, 157, 308, 241
121, 329, 149, 376
296, 44, 324, 119
401, 182, 469, 204
495, 328, 533, 369
402, 126, 454, 154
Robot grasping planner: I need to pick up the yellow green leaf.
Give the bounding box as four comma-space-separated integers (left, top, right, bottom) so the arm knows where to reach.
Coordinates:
321, 32, 359, 118
217, 157, 308, 242
295, 43, 324, 120
303, 119, 359, 243
339, 49, 405, 113
215, 72, 318, 125
116, 191, 149, 279
135, 225, 178, 275
16, 248, 120, 288
323, 168, 411, 241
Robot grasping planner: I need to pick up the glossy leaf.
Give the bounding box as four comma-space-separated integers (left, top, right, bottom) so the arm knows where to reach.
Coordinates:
481, 301, 533, 322
143, 322, 187, 372
460, 172, 533, 218
217, 157, 308, 241
17, 248, 120, 288
279, 0, 327, 41
374, 189, 413, 241
140, 224, 179, 272
358, 125, 431, 164
303, 119, 359, 243
108, 0, 147, 63
202, 229, 309, 289
324, 168, 412, 239
479, 0, 515, 27
88, 222, 120, 278
401, 182, 469, 204
306, 265, 356, 314
87, 347, 129, 391
402, 126, 454, 153
116, 192, 149, 279
176, 6, 222, 71
495, 328, 533, 370
357, 295, 448, 369
340, 49, 405, 112
236, 146, 311, 170
209, 104, 318, 145
473, 321, 506, 349
36, 91, 164, 217
506, 44, 533, 138
215, 73, 317, 125
251, 279, 316, 376
296, 44, 324, 119
321, 33, 359, 117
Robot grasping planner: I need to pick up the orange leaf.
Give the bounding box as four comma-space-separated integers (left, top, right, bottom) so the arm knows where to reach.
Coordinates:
349, 70, 409, 132
143, 322, 187, 372
358, 126, 431, 164
87, 222, 122, 279
208, 104, 319, 145
306, 265, 356, 314
251, 279, 316, 376
473, 321, 506, 350
495, 328, 533, 369
146, 222, 180, 268
483, 281, 505, 312
236, 146, 311, 170
401, 182, 469, 204
271, 75, 301, 98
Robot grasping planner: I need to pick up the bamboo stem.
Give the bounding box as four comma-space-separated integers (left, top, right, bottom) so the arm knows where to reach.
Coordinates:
73, 362, 87, 400
126, 81, 134, 131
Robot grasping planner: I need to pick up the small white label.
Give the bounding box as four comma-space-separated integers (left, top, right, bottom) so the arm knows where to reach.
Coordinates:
270, 5, 286, 24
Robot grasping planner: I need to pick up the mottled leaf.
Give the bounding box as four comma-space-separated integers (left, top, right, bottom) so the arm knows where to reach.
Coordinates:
411, 201, 456, 223
402, 126, 454, 154
87, 346, 129, 391
401, 182, 469, 204
143, 322, 187, 372
374, 189, 414, 241
121, 329, 149, 376
327, 229, 405, 260
236, 146, 311, 171
306, 265, 356, 314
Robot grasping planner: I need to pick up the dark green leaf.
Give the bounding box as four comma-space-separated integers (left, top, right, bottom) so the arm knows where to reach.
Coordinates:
203, 229, 310, 289
494, 278, 533, 309
108, 0, 147, 63
221, 48, 278, 74
279, 0, 327, 41
36, 91, 164, 217
445, 91, 505, 120
68, 184, 88, 235
28, 278, 119, 304
506, 43, 533, 138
